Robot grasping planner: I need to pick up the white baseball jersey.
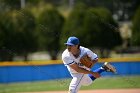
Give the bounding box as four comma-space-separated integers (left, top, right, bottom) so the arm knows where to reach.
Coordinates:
62, 46, 98, 93
62, 46, 98, 75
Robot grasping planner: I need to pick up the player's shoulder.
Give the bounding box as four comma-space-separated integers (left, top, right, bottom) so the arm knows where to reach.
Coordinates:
80, 46, 91, 52
62, 49, 71, 58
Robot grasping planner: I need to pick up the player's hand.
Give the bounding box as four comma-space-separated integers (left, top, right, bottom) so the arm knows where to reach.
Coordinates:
92, 72, 101, 78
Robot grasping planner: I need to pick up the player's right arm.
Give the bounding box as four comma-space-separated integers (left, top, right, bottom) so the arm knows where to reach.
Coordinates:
70, 63, 100, 78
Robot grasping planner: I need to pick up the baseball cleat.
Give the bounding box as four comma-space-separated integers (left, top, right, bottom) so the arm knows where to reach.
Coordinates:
102, 62, 117, 73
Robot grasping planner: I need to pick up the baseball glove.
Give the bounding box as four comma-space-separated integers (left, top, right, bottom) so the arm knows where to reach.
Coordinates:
80, 54, 93, 68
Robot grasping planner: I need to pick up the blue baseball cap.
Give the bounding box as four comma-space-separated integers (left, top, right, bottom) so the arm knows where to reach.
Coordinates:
65, 36, 79, 46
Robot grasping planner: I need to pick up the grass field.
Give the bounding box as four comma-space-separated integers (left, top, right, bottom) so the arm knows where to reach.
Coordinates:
0, 76, 140, 93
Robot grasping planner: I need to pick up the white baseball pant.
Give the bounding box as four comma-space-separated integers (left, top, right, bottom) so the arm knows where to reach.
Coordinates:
68, 73, 92, 93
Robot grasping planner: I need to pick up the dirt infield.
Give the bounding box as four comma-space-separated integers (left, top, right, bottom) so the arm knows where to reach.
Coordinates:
22, 89, 140, 93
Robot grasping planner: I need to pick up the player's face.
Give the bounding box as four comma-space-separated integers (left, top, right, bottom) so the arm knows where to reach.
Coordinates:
67, 45, 78, 53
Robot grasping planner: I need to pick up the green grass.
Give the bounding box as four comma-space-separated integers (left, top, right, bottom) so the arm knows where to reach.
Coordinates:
81, 76, 140, 90
0, 76, 140, 93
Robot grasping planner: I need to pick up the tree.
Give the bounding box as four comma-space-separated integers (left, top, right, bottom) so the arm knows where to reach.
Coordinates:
44, 0, 63, 6
0, 8, 38, 61
0, 0, 41, 9
83, 7, 122, 57
61, 3, 88, 48
37, 6, 64, 60
74, 0, 140, 21
11, 9, 37, 61
0, 13, 16, 61
132, 6, 140, 46
0, 0, 21, 9
61, 5, 122, 58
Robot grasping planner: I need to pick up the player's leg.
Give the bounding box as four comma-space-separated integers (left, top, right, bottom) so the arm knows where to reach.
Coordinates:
68, 73, 84, 93
88, 67, 105, 80
102, 62, 116, 73
88, 62, 116, 81
81, 74, 92, 86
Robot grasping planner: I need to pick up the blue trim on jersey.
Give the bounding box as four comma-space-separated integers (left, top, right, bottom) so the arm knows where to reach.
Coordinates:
65, 61, 75, 66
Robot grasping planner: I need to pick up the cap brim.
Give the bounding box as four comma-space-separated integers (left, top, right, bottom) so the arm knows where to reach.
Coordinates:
64, 43, 74, 46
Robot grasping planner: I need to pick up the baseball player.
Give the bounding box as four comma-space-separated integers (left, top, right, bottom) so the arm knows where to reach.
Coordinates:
62, 36, 116, 93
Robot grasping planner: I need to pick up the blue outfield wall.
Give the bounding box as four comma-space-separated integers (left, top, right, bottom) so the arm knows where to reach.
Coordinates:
0, 61, 140, 83
92, 62, 140, 76
0, 64, 71, 83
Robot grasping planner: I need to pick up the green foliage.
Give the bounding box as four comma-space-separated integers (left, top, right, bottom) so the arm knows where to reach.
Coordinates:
0, 12, 15, 61
27, 0, 40, 4
132, 6, 140, 46
43, 0, 62, 6
0, 0, 40, 9
0, 0, 21, 9
61, 3, 88, 48
83, 7, 122, 49
37, 6, 64, 59
0, 9, 37, 61
61, 5, 122, 57
61, 5, 122, 49
12, 9, 37, 57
